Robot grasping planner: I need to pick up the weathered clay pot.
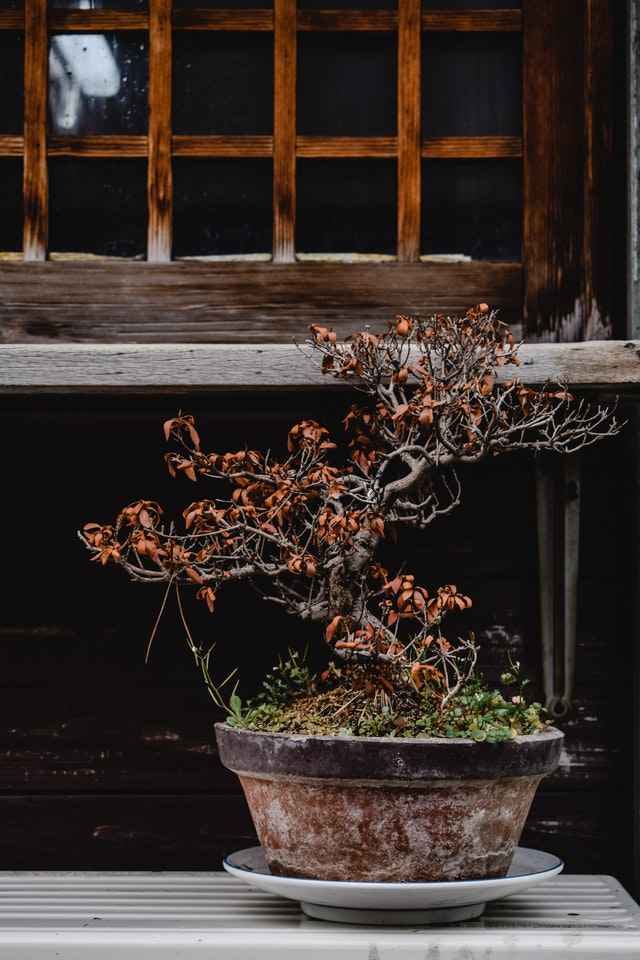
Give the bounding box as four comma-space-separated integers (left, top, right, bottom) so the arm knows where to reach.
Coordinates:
215, 723, 563, 883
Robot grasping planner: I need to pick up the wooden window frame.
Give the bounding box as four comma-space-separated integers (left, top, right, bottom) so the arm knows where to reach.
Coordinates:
0, 0, 617, 344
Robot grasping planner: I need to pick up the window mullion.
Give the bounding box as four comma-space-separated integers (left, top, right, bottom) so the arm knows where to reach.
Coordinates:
23, 0, 48, 262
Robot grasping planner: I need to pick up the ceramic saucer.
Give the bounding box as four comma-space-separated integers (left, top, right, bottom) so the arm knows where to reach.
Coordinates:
223, 845, 564, 925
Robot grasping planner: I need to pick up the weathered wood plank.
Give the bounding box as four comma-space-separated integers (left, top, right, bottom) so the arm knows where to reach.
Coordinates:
422, 10, 521, 32
23, 0, 48, 262
273, 0, 296, 262
297, 10, 396, 31
0, 261, 522, 341
397, 0, 422, 262
523, 0, 615, 340
147, 0, 172, 262
0, 340, 637, 392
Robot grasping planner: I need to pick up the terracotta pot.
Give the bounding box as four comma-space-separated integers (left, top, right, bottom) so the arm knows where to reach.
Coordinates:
215, 723, 563, 883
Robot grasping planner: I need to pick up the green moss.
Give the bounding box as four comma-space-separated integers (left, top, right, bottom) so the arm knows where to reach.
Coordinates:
230, 652, 548, 743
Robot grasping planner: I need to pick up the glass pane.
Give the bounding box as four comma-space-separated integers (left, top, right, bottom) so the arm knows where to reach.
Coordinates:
297, 159, 396, 256
0, 160, 22, 255
173, 159, 272, 258
173, 34, 273, 135
49, 159, 146, 258
422, 33, 521, 137
298, 34, 396, 136
50, 0, 146, 8
423, 1, 520, 7
421, 159, 521, 261
0, 34, 23, 134
49, 33, 148, 135
0, 0, 22, 7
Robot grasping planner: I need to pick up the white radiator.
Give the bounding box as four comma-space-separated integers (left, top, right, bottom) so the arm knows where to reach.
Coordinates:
0, 871, 637, 958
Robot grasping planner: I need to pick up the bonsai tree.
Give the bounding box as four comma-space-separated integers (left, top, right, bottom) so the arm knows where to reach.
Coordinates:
82, 306, 620, 740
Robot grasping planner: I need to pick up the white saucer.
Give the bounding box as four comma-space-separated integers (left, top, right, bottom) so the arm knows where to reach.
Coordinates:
223, 845, 564, 925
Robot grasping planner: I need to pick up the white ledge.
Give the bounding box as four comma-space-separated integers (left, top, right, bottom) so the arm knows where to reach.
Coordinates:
0, 872, 637, 958
0, 341, 638, 392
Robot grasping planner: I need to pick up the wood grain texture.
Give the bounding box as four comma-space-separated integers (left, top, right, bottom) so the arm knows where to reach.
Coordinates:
0, 340, 636, 392
422, 136, 522, 158
0, 135, 23, 157
297, 10, 396, 31
523, 0, 615, 341
273, 0, 296, 262
0, 261, 522, 343
0, 11, 23, 28
296, 136, 397, 157
422, 10, 522, 32
23, 0, 48, 262
173, 8, 272, 30
48, 135, 149, 158
398, 0, 421, 262
147, 0, 172, 263
173, 135, 272, 157
48, 9, 148, 30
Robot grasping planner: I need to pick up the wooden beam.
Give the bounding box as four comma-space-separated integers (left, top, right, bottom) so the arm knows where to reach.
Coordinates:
147, 0, 172, 262
523, 0, 615, 340
297, 10, 396, 31
0, 261, 522, 341
23, 0, 48, 262
397, 0, 422, 262
422, 136, 522, 158
49, 9, 148, 30
0, 135, 525, 161
173, 8, 272, 30
0, 340, 636, 393
273, 0, 296, 262
422, 10, 522, 31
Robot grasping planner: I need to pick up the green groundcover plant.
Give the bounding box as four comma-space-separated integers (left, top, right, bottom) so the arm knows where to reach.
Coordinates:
82, 306, 619, 741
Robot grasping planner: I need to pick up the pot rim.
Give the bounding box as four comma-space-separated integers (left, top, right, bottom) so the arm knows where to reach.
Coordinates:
215, 721, 562, 749
215, 722, 563, 781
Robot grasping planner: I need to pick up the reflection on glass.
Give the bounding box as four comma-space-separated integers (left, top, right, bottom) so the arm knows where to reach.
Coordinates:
173, 159, 272, 258
422, 159, 521, 261
297, 159, 396, 256
48, 33, 148, 135
0, 160, 22, 255
422, 33, 521, 137
0, 34, 23, 134
173, 34, 273, 135
49, 159, 147, 257
298, 35, 396, 136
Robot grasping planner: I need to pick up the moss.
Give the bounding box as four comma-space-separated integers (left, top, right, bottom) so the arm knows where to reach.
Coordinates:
231, 652, 548, 743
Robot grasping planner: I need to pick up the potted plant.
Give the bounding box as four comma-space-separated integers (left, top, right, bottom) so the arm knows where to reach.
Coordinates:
82, 306, 619, 884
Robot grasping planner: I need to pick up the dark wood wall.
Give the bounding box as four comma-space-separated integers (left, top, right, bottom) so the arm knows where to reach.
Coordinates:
0, 391, 635, 892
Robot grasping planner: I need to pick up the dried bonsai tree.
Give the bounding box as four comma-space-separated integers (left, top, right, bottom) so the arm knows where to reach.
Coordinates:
82, 306, 620, 739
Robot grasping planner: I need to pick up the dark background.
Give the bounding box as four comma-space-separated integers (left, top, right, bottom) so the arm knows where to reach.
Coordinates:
0, 390, 635, 891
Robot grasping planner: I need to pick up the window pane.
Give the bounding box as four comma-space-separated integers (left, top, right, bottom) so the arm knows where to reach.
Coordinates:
421, 159, 521, 261
49, 159, 146, 258
297, 159, 396, 256
49, 34, 148, 135
422, 33, 521, 137
174, 159, 272, 258
173, 34, 273, 135
0, 160, 22, 255
298, 34, 396, 136
0, 34, 23, 134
